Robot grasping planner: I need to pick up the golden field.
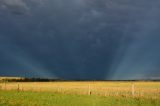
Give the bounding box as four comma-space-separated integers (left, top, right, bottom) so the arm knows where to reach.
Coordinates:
0, 81, 160, 98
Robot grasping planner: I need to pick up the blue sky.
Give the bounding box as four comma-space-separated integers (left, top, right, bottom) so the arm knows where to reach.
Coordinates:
0, 0, 160, 80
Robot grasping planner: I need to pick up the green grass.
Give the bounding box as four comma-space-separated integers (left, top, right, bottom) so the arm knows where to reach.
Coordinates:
0, 90, 160, 106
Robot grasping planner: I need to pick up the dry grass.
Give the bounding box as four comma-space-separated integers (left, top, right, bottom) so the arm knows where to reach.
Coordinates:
0, 81, 160, 98
0, 77, 23, 80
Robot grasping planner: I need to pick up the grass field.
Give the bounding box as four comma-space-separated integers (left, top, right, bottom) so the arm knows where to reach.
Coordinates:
0, 81, 160, 106
0, 90, 160, 106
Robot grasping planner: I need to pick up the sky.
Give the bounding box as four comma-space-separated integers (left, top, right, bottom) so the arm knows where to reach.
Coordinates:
0, 0, 160, 80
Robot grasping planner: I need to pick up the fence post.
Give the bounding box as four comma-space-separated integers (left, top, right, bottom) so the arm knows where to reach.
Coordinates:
105, 92, 107, 96
17, 83, 20, 92
88, 84, 91, 95
58, 86, 61, 93
4, 81, 6, 90
132, 83, 135, 97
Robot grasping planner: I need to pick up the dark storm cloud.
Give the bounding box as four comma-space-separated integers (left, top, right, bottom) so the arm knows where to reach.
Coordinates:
0, 0, 30, 15
0, 0, 160, 80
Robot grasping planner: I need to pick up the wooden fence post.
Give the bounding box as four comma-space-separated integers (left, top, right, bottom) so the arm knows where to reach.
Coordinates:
58, 86, 61, 93
17, 83, 20, 92
4, 81, 6, 90
88, 84, 91, 95
132, 83, 135, 97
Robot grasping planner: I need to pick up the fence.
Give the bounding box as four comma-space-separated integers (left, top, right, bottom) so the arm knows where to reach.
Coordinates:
0, 82, 159, 98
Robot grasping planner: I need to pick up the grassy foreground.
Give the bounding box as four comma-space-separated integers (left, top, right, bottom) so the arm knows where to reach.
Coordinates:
0, 90, 160, 106
0, 81, 160, 106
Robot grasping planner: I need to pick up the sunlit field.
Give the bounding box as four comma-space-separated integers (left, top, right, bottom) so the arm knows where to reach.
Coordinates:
0, 81, 160, 97
0, 80, 160, 106
1, 90, 160, 106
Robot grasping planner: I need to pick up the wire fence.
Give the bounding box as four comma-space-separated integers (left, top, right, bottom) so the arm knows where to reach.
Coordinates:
0, 82, 160, 98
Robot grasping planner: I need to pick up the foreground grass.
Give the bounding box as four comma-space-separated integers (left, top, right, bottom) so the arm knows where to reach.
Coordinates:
0, 90, 160, 106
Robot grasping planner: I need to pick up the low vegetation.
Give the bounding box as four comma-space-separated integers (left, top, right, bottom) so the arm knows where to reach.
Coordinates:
0, 90, 160, 106
0, 77, 160, 106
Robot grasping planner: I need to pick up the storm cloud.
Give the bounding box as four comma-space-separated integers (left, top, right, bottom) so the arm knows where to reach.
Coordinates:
0, 0, 30, 15
0, 0, 160, 80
